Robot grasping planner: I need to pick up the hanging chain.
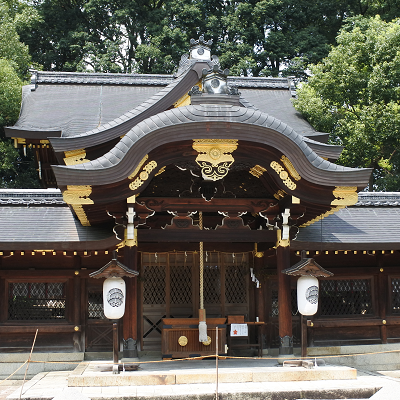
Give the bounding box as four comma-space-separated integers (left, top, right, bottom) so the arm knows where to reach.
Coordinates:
199, 211, 204, 310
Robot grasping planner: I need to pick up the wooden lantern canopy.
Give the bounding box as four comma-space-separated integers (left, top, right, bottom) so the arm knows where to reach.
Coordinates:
282, 258, 333, 316
89, 251, 139, 373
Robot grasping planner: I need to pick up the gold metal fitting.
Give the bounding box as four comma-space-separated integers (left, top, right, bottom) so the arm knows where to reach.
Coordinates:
74, 326, 80, 331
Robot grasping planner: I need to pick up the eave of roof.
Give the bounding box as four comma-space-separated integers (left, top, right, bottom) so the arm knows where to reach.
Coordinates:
52, 103, 371, 189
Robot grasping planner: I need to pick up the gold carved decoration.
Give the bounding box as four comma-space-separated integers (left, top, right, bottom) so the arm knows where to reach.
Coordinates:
193, 139, 238, 181
178, 336, 188, 347
71, 205, 91, 226
281, 155, 301, 181
63, 186, 94, 205
202, 336, 212, 346
116, 227, 138, 249
276, 229, 289, 248
174, 80, 202, 108
253, 243, 264, 258
128, 155, 149, 179
331, 186, 358, 206
300, 206, 343, 228
129, 159, 158, 191
249, 165, 267, 178
155, 166, 166, 176
273, 189, 287, 200
64, 149, 90, 165
270, 161, 296, 190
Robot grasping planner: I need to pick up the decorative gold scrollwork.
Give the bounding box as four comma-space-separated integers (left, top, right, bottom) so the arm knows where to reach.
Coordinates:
331, 186, 358, 206
249, 165, 267, 178
63, 185, 94, 205
71, 205, 91, 226
129, 159, 158, 191
64, 149, 90, 165
270, 161, 296, 190
193, 139, 238, 181
281, 155, 301, 181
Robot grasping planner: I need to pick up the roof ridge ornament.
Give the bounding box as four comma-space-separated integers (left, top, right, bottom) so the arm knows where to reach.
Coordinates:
175, 36, 218, 78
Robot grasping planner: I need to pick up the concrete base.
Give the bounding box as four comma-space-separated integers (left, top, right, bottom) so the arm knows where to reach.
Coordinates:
0, 353, 84, 379
68, 360, 357, 387
305, 343, 400, 371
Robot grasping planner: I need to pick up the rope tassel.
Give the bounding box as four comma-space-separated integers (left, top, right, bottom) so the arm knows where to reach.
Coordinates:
198, 211, 208, 342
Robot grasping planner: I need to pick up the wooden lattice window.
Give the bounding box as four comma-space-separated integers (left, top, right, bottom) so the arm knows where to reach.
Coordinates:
270, 289, 298, 317
225, 264, 247, 304
320, 279, 373, 316
8, 282, 66, 320
170, 264, 192, 305
204, 265, 221, 304
143, 256, 166, 305
88, 291, 105, 319
391, 278, 400, 314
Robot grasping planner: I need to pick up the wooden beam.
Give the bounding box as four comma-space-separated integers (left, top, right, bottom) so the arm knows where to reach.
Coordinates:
0, 324, 81, 333
137, 229, 276, 243
139, 197, 277, 214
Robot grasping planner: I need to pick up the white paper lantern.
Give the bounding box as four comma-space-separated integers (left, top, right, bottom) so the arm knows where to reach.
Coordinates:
103, 277, 126, 319
297, 275, 319, 315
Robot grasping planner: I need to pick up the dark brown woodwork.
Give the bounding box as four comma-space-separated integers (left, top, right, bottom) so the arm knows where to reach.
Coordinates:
301, 315, 307, 358
73, 256, 81, 327
140, 198, 277, 214
122, 246, 139, 343
161, 318, 227, 358
113, 322, 119, 365
137, 229, 276, 243
254, 255, 266, 344
277, 244, 292, 353
308, 319, 390, 328
0, 278, 6, 323
377, 255, 388, 343
0, 324, 81, 333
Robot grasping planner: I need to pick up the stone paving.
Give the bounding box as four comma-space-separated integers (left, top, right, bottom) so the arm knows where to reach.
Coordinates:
2, 357, 400, 399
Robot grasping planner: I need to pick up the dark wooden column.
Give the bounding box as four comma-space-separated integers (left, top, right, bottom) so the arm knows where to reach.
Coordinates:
73, 255, 83, 351
122, 245, 139, 359
0, 276, 6, 323
276, 233, 293, 355
254, 253, 266, 350
377, 254, 388, 344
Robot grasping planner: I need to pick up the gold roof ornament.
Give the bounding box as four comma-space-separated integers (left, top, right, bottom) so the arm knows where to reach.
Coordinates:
193, 139, 238, 181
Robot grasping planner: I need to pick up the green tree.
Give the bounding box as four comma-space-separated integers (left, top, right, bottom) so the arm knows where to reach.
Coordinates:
0, 0, 40, 188
21, 0, 371, 77
294, 16, 400, 191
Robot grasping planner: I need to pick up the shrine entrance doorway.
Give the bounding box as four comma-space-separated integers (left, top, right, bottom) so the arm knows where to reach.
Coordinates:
140, 251, 250, 350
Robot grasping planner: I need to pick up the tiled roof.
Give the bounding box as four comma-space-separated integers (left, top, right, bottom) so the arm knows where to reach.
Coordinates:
0, 189, 64, 205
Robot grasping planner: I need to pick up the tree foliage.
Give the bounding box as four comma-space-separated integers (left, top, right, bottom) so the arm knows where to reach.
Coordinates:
0, 0, 40, 188
294, 16, 400, 191
18, 0, 383, 76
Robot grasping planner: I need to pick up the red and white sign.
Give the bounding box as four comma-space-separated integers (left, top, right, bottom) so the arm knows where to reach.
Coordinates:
230, 324, 248, 337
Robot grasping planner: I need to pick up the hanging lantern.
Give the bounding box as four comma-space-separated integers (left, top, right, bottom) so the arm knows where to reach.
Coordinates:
297, 275, 319, 316
282, 257, 333, 316
103, 277, 126, 319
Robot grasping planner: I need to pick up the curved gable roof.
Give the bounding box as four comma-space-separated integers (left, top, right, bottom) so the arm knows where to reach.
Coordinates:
52, 102, 371, 190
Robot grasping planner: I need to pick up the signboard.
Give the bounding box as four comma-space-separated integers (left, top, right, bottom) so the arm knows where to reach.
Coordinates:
230, 324, 248, 337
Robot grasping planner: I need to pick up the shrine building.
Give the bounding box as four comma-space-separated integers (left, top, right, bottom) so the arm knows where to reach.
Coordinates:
1, 38, 400, 359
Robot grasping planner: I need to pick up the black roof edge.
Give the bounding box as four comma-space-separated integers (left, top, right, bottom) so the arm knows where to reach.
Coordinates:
5, 127, 62, 139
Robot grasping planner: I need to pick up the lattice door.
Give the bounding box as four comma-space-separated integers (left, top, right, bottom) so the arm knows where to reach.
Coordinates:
85, 284, 113, 351
142, 253, 167, 350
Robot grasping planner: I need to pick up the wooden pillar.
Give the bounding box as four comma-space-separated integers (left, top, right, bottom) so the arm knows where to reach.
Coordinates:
122, 245, 139, 359
73, 255, 83, 352
254, 253, 266, 349
276, 232, 293, 355
377, 254, 388, 344
0, 277, 6, 323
